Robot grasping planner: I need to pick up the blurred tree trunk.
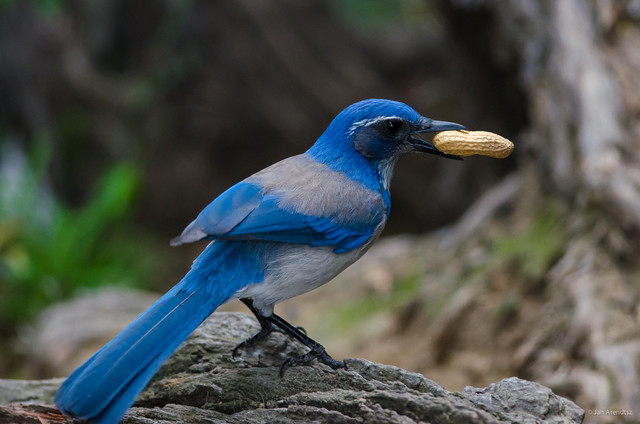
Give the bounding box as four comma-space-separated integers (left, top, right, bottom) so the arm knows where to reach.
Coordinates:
444, 0, 640, 416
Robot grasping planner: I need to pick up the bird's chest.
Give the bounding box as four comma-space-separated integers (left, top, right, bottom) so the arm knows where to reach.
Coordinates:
236, 234, 379, 315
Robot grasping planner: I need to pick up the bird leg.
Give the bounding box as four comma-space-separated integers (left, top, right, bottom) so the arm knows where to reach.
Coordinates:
236, 298, 344, 376
267, 312, 345, 377
232, 298, 278, 358
234, 298, 308, 356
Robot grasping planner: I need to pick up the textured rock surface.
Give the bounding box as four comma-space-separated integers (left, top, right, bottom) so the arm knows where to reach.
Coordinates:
1, 312, 583, 423
19, 288, 159, 377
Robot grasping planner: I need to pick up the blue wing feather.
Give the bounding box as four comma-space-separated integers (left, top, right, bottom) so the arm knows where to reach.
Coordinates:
174, 180, 382, 253
195, 182, 264, 234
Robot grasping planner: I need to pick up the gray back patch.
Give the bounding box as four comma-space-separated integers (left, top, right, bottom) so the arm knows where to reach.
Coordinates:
247, 154, 386, 225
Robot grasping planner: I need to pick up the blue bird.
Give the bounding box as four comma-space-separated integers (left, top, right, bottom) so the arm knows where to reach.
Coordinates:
54, 99, 465, 423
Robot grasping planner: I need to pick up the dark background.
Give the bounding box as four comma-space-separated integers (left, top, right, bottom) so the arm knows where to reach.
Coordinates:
1, 0, 522, 236
0, 0, 524, 325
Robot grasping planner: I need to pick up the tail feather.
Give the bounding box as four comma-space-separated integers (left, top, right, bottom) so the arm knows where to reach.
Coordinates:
55, 240, 267, 423
54, 282, 220, 423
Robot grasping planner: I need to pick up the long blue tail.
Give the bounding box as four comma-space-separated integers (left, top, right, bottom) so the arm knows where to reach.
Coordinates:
55, 241, 265, 424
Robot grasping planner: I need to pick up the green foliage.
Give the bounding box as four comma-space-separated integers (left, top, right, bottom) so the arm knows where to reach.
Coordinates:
333, 274, 421, 330
496, 291, 522, 321
329, 0, 437, 31
0, 142, 155, 332
491, 205, 565, 281
0, 0, 66, 15
33, 0, 65, 14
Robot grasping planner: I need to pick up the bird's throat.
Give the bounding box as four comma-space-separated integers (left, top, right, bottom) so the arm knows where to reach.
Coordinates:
377, 157, 397, 190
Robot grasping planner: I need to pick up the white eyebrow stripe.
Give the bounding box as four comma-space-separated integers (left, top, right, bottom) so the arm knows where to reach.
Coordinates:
348, 115, 403, 137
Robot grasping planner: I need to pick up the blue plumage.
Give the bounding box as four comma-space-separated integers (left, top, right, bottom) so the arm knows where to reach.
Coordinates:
55, 240, 266, 423
196, 182, 264, 235
172, 154, 387, 254
55, 99, 466, 423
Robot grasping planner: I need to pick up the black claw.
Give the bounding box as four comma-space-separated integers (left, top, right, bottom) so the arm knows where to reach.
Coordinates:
239, 298, 343, 377
279, 347, 344, 377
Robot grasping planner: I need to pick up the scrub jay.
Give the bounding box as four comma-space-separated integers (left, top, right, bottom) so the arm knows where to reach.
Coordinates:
55, 99, 465, 423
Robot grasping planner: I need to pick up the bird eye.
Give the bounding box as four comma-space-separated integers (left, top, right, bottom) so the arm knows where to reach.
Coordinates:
384, 119, 403, 135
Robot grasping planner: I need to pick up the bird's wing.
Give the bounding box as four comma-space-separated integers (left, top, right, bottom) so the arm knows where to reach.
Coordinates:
170, 179, 384, 254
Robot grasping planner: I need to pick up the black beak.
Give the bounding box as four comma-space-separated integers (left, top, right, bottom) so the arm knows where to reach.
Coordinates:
406, 117, 467, 160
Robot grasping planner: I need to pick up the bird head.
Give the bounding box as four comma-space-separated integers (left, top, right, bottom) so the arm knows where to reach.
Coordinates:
344, 99, 466, 159
308, 99, 466, 188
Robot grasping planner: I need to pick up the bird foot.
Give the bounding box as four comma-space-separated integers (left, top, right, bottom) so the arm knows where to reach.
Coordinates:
232, 324, 275, 358
232, 324, 308, 358
279, 346, 345, 377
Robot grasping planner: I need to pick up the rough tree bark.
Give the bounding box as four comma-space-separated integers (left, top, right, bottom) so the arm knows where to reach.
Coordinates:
0, 313, 583, 423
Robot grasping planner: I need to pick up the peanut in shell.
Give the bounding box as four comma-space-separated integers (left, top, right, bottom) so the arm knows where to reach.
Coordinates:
433, 130, 514, 159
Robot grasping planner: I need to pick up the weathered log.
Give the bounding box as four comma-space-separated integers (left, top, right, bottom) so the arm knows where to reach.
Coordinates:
1, 312, 583, 424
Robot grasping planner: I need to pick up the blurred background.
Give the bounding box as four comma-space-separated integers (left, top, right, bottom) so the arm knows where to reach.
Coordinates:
1, 1, 639, 423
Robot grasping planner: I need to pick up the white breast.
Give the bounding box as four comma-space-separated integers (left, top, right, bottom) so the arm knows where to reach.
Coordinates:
232, 242, 371, 316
